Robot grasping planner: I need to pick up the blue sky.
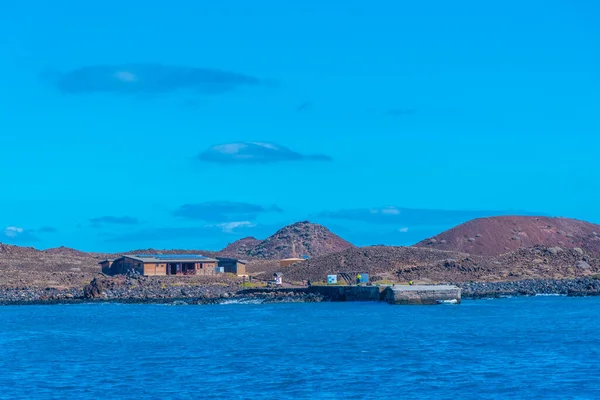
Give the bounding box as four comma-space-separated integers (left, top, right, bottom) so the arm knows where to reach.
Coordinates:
1, 0, 599, 251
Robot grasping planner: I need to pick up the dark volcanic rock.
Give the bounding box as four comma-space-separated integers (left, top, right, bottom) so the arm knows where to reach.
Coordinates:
457, 278, 600, 299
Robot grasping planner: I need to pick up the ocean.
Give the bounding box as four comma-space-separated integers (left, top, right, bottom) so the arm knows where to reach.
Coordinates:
0, 297, 599, 399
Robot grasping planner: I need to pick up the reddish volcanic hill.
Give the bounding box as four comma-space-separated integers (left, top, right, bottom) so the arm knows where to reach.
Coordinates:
415, 216, 600, 256
219, 237, 261, 258
247, 221, 355, 259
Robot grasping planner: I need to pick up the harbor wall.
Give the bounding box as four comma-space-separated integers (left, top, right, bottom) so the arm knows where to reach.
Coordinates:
384, 285, 461, 305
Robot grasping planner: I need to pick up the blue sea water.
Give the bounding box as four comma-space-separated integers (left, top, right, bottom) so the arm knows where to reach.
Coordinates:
1, 297, 599, 399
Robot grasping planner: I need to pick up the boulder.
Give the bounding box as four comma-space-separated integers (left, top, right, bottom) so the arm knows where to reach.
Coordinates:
83, 278, 106, 299
547, 247, 563, 255
576, 261, 592, 271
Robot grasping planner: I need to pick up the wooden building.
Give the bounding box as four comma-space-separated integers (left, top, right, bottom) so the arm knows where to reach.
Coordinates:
216, 257, 247, 276
99, 259, 116, 274
102, 254, 218, 276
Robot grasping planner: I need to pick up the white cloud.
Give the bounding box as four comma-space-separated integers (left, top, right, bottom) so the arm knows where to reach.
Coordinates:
198, 141, 332, 164
213, 143, 247, 154
398, 227, 409, 233
215, 221, 256, 233
3, 226, 24, 238
381, 207, 401, 215
369, 206, 401, 215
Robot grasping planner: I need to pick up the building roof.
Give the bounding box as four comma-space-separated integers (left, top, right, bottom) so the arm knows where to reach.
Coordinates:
280, 258, 305, 261
98, 259, 116, 264
216, 257, 248, 264
122, 254, 218, 263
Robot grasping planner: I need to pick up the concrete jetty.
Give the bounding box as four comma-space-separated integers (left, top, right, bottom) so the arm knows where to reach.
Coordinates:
306, 285, 381, 301
383, 285, 461, 305
238, 284, 461, 305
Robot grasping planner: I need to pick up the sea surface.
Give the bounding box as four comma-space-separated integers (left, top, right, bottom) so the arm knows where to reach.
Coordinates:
1, 297, 599, 399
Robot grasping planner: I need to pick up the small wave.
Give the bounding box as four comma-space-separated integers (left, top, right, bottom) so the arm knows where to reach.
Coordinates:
534, 293, 566, 297
219, 298, 264, 305
436, 299, 459, 304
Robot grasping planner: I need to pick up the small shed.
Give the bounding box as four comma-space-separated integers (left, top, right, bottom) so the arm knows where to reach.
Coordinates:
216, 257, 247, 276
99, 259, 116, 274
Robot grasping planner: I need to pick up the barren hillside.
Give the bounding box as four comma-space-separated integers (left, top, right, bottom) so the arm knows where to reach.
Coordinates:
247, 221, 355, 259
415, 216, 600, 256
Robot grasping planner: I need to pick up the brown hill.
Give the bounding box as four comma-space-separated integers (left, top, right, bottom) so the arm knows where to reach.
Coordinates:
415, 216, 600, 257
0, 243, 102, 289
43, 246, 89, 257
246, 221, 355, 259
219, 237, 261, 258
276, 244, 600, 284
270, 246, 468, 282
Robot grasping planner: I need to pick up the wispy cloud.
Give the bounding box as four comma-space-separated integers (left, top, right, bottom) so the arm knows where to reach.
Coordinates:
173, 201, 281, 222
104, 227, 215, 243
318, 206, 533, 226
198, 142, 332, 164
89, 216, 140, 228
104, 223, 256, 243
214, 221, 256, 233
1, 225, 57, 243
46, 64, 268, 95
3, 226, 26, 238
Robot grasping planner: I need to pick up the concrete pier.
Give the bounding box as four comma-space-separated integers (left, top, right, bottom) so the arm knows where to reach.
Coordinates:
238, 284, 461, 305
384, 285, 461, 305
306, 285, 381, 301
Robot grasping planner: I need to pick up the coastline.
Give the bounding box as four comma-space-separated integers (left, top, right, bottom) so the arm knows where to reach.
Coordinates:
1, 277, 599, 306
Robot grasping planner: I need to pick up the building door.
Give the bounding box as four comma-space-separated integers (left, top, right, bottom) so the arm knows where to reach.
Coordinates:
170, 263, 178, 275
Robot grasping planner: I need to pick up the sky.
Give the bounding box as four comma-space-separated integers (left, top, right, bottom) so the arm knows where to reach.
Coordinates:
0, 0, 599, 251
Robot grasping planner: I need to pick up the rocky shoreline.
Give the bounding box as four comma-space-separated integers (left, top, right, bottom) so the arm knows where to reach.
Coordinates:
1, 276, 599, 305
457, 277, 600, 299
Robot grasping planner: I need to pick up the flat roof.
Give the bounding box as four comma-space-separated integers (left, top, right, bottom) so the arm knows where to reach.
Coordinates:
216, 257, 248, 264
281, 258, 305, 261
122, 254, 218, 263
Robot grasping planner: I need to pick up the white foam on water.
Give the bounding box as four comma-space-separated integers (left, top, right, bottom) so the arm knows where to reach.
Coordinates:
436, 299, 459, 304
219, 298, 263, 305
